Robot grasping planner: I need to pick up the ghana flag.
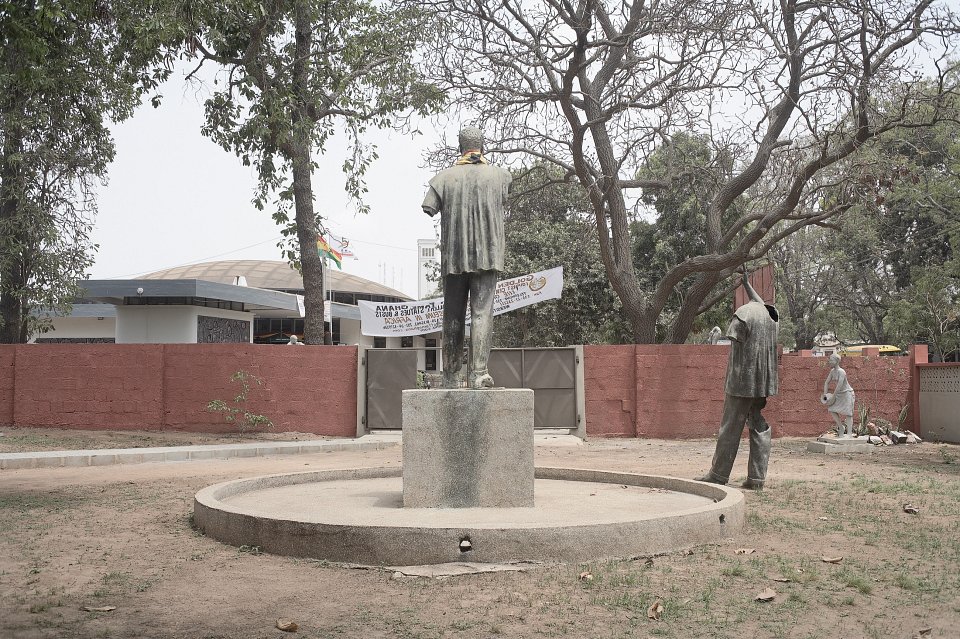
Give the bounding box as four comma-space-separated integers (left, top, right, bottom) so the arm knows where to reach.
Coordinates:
317, 236, 343, 269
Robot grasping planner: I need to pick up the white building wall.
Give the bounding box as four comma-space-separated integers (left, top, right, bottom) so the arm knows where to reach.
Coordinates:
417, 238, 439, 300
339, 319, 369, 347
32, 317, 116, 342
115, 306, 254, 343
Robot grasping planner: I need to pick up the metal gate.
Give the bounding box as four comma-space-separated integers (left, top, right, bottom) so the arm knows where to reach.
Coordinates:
488, 348, 580, 430
363, 349, 418, 431
358, 346, 584, 435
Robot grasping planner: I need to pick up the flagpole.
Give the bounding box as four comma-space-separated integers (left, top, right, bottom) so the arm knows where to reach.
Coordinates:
320, 253, 331, 345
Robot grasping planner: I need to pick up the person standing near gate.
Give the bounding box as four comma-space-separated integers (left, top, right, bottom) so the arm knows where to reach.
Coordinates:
697, 268, 779, 490
421, 126, 512, 389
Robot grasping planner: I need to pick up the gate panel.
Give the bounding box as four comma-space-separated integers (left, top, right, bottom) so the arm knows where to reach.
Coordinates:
363, 347, 580, 433
365, 349, 418, 430
533, 388, 577, 429
489, 347, 577, 429
489, 350, 523, 387
523, 349, 576, 389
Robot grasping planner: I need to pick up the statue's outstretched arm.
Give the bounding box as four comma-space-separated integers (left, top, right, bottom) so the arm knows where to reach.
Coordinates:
742, 269, 763, 304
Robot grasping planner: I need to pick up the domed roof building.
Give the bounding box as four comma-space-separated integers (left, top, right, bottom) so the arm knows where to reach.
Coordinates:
137, 260, 410, 345
141, 260, 409, 302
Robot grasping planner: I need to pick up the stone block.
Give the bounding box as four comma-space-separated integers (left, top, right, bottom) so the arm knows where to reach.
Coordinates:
114, 452, 145, 465
807, 437, 874, 454
61, 454, 90, 467
34, 454, 64, 469
402, 389, 534, 508
0, 455, 36, 470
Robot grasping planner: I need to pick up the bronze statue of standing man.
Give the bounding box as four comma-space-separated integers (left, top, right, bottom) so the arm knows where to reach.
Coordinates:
421, 127, 512, 389
697, 269, 779, 489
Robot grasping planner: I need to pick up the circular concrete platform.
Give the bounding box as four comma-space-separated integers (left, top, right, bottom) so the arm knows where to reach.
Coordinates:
194, 467, 744, 565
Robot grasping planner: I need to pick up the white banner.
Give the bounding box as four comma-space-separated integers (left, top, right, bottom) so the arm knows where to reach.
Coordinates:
358, 266, 564, 337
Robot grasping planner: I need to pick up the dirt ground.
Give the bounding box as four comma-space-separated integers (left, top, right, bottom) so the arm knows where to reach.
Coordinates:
0, 427, 331, 453
2, 432, 959, 639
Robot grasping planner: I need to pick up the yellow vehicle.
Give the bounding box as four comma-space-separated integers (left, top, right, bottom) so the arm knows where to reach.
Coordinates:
839, 344, 903, 357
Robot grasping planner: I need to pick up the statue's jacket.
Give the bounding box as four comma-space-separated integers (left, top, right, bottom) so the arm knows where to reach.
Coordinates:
724, 301, 779, 398
422, 163, 512, 276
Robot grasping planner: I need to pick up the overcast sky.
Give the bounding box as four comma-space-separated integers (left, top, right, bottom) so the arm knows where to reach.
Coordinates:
90, 73, 445, 298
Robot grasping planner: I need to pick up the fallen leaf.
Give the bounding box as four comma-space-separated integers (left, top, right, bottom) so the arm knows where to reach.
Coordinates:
681, 549, 694, 556
735, 548, 756, 555
903, 504, 919, 515
913, 627, 933, 638
578, 571, 593, 582
82, 606, 116, 613
276, 619, 298, 633
647, 599, 664, 621
755, 588, 776, 602
772, 577, 792, 583
644, 557, 655, 567
817, 516, 829, 521
821, 556, 844, 564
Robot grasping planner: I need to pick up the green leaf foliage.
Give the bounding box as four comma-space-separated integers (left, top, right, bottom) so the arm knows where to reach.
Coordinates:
494, 167, 630, 347
0, 0, 180, 342
183, 0, 442, 342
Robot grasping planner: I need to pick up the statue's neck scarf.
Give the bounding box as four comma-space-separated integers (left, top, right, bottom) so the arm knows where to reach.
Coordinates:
454, 151, 487, 165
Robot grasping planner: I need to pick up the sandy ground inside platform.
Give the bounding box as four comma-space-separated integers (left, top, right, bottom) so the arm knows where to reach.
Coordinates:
2, 435, 959, 639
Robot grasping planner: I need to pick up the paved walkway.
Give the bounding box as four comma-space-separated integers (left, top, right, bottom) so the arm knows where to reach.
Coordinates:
0, 431, 581, 470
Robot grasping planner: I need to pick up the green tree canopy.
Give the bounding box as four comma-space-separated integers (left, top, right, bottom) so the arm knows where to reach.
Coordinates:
0, 0, 176, 342
493, 167, 629, 347
423, 0, 960, 344
185, 0, 441, 343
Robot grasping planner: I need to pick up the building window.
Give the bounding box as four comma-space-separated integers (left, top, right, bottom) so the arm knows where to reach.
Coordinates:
254, 318, 304, 344
421, 247, 435, 258
401, 336, 413, 348
425, 338, 437, 371
374, 336, 386, 348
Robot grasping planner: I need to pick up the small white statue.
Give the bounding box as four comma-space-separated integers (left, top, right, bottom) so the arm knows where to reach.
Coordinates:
822, 353, 856, 436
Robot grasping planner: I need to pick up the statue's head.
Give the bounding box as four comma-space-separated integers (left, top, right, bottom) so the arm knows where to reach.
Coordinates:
828, 353, 840, 366
458, 126, 484, 153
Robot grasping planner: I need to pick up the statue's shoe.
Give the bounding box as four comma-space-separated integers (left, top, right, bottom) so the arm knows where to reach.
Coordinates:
469, 373, 495, 389
741, 478, 765, 490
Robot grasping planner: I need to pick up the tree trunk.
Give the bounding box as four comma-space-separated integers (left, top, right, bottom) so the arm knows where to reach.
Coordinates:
0, 78, 27, 343
290, 0, 326, 345
666, 272, 723, 344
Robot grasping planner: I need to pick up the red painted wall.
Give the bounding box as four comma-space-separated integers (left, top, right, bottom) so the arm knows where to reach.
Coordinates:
0, 344, 916, 439
583, 345, 914, 439
1, 345, 357, 436
583, 345, 636, 437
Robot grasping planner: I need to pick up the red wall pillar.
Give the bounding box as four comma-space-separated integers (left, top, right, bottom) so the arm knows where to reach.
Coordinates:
910, 344, 929, 436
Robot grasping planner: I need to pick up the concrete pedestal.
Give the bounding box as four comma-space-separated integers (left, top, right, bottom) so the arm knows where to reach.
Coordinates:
807, 436, 874, 454
402, 389, 534, 508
